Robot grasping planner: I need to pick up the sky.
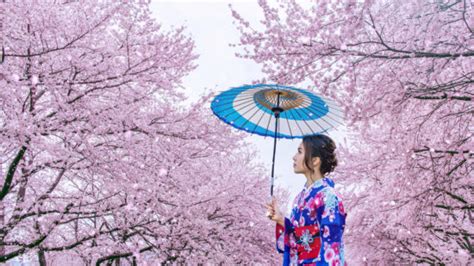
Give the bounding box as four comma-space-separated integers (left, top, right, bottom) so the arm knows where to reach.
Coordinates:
150, 0, 349, 213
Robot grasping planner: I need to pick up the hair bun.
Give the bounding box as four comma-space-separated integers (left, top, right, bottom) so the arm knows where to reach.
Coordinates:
327, 152, 338, 174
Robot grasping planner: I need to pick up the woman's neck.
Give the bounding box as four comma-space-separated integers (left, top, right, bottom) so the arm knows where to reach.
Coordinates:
304, 171, 323, 188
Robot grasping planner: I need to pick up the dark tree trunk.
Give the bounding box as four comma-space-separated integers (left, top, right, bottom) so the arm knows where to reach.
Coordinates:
38, 249, 47, 266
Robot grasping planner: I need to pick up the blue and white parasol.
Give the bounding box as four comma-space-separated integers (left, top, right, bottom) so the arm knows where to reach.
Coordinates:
210, 84, 344, 195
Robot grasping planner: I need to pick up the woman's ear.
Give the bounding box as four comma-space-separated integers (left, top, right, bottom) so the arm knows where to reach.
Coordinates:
312, 157, 320, 168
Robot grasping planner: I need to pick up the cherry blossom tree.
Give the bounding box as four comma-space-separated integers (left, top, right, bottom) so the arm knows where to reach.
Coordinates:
1, 1, 280, 265
232, 0, 473, 264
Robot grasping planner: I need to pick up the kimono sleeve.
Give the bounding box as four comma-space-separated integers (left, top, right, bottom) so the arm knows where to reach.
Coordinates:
317, 188, 347, 265
275, 217, 294, 253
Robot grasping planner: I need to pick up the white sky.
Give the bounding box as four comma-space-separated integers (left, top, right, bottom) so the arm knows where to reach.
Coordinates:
150, 0, 349, 213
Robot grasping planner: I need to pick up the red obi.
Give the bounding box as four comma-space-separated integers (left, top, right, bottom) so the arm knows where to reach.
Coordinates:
294, 225, 321, 260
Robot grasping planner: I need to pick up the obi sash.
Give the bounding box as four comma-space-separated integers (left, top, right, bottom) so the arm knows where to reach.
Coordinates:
294, 224, 321, 260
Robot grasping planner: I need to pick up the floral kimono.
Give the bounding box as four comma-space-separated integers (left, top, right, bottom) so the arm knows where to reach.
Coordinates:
275, 177, 347, 265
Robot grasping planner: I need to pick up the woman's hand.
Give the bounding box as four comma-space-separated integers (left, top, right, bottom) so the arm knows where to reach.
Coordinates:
265, 197, 284, 226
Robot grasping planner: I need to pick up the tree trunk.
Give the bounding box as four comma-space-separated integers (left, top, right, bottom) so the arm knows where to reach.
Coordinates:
38, 249, 47, 266
0, 201, 4, 258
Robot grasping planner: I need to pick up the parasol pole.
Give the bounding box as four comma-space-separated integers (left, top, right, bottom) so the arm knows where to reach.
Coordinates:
270, 92, 283, 196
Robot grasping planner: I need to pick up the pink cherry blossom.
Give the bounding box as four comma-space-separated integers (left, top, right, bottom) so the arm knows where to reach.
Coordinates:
0, 1, 281, 264
232, 0, 473, 264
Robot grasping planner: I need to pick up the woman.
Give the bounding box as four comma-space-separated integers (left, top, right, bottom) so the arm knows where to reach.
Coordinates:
266, 134, 347, 266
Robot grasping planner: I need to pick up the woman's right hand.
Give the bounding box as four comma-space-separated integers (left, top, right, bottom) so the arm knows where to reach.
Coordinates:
265, 197, 284, 226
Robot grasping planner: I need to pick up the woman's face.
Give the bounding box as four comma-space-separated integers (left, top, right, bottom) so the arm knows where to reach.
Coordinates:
293, 142, 307, 174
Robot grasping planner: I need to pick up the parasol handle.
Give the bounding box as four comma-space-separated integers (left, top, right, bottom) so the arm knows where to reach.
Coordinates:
270, 92, 282, 196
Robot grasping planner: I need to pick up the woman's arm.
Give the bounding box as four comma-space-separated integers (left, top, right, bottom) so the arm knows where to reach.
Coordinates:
275, 217, 294, 253
317, 188, 347, 264
276, 216, 284, 227
266, 197, 295, 253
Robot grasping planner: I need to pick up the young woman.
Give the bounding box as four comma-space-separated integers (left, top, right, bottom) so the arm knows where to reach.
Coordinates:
266, 134, 347, 266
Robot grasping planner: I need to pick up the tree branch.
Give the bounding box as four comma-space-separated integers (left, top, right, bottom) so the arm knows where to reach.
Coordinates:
0, 146, 27, 201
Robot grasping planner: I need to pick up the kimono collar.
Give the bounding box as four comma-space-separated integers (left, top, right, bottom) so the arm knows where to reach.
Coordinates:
303, 177, 335, 192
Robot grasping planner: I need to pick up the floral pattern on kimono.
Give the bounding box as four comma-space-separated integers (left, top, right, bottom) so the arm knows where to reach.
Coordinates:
275, 177, 347, 266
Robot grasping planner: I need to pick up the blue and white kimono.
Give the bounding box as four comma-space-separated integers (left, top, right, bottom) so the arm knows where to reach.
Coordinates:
275, 177, 347, 265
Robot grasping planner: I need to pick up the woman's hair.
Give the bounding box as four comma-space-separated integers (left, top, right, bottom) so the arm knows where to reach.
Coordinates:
302, 134, 338, 176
